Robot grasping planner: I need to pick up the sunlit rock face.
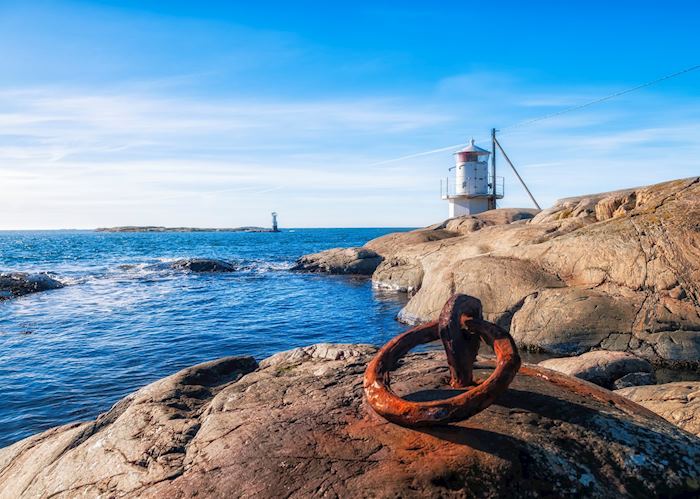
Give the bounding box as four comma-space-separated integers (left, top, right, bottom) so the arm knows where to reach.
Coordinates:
616, 381, 700, 437
358, 177, 700, 367
1, 344, 698, 498
291, 247, 383, 275
538, 351, 654, 389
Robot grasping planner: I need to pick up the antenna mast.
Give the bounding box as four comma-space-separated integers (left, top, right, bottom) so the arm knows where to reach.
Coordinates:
490, 128, 497, 210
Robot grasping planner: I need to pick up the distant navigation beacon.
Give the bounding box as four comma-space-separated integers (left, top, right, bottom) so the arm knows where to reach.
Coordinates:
441, 138, 503, 217
271, 212, 279, 232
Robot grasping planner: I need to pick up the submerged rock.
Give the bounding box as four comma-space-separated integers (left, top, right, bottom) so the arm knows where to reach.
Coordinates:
290, 247, 383, 275
1, 344, 698, 497
167, 258, 237, 272
0, 272, 64, 301
616, 381, 700, 437
538, 351, 654, 389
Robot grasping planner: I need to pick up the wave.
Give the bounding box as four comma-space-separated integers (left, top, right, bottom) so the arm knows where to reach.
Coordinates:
241, 259, 294, 273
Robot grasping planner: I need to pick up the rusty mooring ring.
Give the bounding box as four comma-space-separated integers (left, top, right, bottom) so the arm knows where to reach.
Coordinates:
363, 294, 521, 426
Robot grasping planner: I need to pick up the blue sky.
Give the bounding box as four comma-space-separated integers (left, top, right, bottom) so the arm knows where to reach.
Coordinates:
0, 0, 698, 229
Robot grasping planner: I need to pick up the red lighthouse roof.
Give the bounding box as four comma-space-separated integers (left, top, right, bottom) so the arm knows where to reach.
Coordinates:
455, 138, 490, 156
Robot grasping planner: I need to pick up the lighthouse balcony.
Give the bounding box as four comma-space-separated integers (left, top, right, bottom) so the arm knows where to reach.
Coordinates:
440, 176, 504, 200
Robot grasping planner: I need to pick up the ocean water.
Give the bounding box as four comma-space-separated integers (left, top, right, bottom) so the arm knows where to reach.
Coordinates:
0, 229, 411, 448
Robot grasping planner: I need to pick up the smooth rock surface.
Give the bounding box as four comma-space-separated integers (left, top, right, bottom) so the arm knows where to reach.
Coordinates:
1, 344, 698, 498
538, 351, 654, 389
291, 247, 383, 275
0, 272, 64, 301
616, 381, 700, 437
306, 177, 700, 366
0, 356, 259, 499
372, 256, 424, 295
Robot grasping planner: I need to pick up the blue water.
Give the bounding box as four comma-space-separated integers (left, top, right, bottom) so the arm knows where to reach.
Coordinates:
0, 229, 411, 448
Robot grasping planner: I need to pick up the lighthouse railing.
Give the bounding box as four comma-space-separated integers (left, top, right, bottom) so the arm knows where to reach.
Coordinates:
494, 176, 505, 198
442, 176, 503, 199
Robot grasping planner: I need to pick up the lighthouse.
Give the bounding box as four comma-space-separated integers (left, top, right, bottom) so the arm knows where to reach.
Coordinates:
441, 138, 503, 217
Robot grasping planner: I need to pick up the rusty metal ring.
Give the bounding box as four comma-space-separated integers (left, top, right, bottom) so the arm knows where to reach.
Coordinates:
363, 294, 521, 426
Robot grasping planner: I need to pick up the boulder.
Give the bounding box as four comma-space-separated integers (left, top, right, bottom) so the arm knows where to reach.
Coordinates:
170, 258, 237, 272
595, 192, 637, 221
538, 351, 654, 389
616, 382, 700, 437
1, 344, 698, 497
510, 288, 639, 356
329, 177, 700, 366
290, 247, 383, 275
0, 272, 64, 301
372, 256, 424, 295
397, 256, 564, 326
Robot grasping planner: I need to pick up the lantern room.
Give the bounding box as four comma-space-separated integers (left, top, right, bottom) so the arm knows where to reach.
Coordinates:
441, 138, 503, 217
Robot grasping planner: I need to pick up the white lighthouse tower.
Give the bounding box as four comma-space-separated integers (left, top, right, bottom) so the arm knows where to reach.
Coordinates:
441, 138, 502, 217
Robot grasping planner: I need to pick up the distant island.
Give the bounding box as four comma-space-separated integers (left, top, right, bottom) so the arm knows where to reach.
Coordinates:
95, 226, 278, 233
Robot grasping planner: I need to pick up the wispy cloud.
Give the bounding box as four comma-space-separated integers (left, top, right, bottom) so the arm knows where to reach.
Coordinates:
0, 70, 698, 229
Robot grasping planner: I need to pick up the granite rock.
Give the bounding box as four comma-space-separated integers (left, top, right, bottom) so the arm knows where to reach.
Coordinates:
1, 344, 699, 498
538, 351, 654, 389
616, 381, 700, 437
291, 247, 383, 275
309, 177, 700, 366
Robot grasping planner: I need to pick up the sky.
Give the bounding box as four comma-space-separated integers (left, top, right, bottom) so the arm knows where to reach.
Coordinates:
0, 1, 698, 229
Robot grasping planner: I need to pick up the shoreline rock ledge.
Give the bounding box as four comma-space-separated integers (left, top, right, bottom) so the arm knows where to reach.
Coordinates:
295, 177, 700, 367
291, 247, 383, 275
1, 343, 698, 498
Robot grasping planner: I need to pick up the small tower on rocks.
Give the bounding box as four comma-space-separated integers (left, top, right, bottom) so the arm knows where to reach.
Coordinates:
271, 212, 279, 232
441, 138, 503, 217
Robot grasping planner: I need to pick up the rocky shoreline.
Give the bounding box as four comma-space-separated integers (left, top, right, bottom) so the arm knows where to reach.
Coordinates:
2, 177, 700, 496
0, 259, 243, 302
1, 343, 698, 497
293, 177, 700, 369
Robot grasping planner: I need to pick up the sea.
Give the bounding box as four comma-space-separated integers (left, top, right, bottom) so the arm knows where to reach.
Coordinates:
0, 228, 411, 448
